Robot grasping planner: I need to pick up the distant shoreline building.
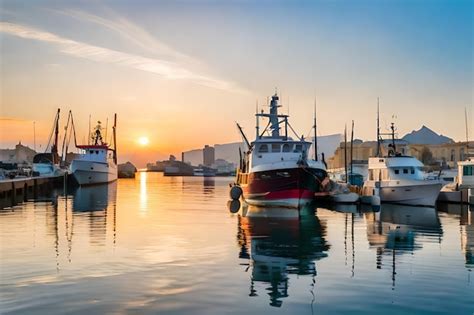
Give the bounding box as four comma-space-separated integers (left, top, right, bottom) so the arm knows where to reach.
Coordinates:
328, 126, 472, 170
0, 142, 36, 166
203, 145, 215, 167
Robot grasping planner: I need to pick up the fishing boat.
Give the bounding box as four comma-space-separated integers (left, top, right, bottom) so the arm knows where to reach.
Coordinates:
32, 109, 66, 177
234, 93, 328, 209
361, 105, 442, 207
70, 114, 117, 185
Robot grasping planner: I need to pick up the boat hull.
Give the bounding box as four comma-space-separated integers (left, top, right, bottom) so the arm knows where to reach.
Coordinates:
71, 160, 117, 185
363, 181, 442, 207
239, 167, 326, 209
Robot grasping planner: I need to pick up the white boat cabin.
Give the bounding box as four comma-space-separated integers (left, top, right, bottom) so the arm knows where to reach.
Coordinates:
367, 156, 425, 182
76, 145, 114, 163
249, 138, 312, 170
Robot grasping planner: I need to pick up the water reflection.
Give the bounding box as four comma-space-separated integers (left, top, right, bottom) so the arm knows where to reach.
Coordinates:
237, 204, 330, 307
365, 204, 443, 287
438, 203, 474, 269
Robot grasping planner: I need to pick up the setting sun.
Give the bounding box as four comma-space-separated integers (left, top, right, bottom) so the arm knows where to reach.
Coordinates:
138, 136, 149, 146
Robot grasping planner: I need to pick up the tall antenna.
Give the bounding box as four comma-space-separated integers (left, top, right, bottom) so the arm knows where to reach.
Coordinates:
287, 96, 290, 116
376, 97, 380, 157
33, 121, 36, 152
105, 117, 109, 144
350, 120, 354, 177
314, 97, 318, 161
255, 100, 259, 139
344, 124, 348, 183
88, 114, 91, 145
465, 107, 469, 144
113, 113, 117, 164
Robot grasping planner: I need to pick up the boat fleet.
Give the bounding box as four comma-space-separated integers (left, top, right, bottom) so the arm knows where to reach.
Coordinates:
32, 109, 118, 186
24, 93, 473, 207
230, 92, 473, 210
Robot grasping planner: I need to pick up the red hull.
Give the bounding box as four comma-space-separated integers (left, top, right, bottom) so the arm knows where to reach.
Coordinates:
238, 167, 327, 208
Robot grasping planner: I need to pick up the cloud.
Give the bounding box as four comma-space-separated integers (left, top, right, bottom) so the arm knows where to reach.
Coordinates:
0, 117, 30, 122
51, 8, 198, 65
0, 21, 242, 92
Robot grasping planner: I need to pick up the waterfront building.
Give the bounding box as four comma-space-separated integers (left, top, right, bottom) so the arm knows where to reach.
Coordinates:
203, 145, 215, 167
0, 142, 36, 166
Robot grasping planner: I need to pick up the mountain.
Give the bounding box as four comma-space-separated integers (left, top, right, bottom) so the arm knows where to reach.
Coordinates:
402, 125, 453, 145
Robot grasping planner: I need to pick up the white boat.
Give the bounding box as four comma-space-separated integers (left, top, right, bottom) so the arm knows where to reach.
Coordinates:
361, 108, 442, 207
71, 114, 118, 186
438, 157, 474, 204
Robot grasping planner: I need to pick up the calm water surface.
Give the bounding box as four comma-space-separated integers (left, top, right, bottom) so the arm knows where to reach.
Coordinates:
1, 173, 473, 314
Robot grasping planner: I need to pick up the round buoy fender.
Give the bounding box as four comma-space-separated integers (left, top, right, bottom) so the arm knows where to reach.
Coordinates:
229, 185, 243, 200
227, 199, 241, 213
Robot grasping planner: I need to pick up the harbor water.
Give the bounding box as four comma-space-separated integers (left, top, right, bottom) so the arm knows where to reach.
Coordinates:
0, 172, 473, 314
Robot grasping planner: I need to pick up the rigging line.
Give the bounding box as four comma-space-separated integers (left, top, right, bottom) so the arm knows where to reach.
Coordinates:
305, 124, 314, 139
287, 121, 301, 139
259, 121, 271, 139
45, 114, 56, 153
70, 112, 78, 148
60, 111, 71, 161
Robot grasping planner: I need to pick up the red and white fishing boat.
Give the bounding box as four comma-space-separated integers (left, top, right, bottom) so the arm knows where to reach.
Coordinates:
235, 93, 328, 209
71, 114, 118, 185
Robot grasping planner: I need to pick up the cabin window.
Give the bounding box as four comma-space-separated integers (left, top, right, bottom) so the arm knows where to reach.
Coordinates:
460, 148, 465, 161
464, 166, 473, 176
258, 144, 269, 153
450, 149, 455, 162
394, 169, 399, 175
403, 169, 408, 174
294, 144, 303, 152
411, 168, 415, 174
369, 170, 374, 180
271, 144, 280, 153
282, 144, 291, 152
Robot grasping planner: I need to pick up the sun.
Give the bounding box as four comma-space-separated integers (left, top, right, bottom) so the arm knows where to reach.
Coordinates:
138, 136, 149, 146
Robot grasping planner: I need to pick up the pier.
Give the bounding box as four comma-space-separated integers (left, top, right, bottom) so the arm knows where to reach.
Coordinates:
0, 175, 66, 209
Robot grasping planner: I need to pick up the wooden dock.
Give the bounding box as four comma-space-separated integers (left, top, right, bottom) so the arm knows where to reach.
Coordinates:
0, 175, 66, 209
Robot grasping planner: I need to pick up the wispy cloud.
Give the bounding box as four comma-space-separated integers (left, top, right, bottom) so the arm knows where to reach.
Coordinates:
0, 21, 241, 92
0, 117, 30, 122
51, 8, 198, 65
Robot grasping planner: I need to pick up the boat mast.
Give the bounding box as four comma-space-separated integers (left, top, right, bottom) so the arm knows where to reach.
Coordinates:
52, 108, 60, 164
33, 121, 36, 152
376, 97, 380, 157
255, 100, 259, 139
344, 124, 348, 184
350, 120, 354, 176
113, 113, 117, 164
465, 107, 469, 144
390, 122, 396, 154
314, 97, 318, 161
88, 114, 91, 145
